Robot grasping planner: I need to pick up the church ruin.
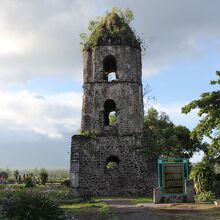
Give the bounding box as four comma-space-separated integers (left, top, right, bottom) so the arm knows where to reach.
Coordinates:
70, 11, 156, 196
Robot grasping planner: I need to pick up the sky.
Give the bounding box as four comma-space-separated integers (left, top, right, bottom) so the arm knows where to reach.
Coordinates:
0, 0, 219, 169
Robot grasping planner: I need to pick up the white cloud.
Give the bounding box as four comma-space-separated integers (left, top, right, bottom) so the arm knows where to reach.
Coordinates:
0, 0, 220, 85
0, 0, 98, 84
190, 151, 204, 164
0, 90, 82, 138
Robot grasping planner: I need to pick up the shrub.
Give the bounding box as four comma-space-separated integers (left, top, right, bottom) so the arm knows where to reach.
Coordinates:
25, 177, 35, 188
190, 160, 215, 194
40, 169, 48, 185
1, 191, 66, 220
195, 191, 215, 202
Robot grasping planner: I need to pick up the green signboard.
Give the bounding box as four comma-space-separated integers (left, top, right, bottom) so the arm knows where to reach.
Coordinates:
158, 158, 189, 195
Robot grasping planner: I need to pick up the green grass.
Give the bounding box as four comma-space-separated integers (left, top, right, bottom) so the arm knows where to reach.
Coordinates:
60, 201, 117, 220
0, 185, 116, 220
132, 197, 153, 204
61, 201, 107, 213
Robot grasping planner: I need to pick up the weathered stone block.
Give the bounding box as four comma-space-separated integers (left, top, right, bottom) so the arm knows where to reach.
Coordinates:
186, 179, 195, 203
153, 187, 162, 204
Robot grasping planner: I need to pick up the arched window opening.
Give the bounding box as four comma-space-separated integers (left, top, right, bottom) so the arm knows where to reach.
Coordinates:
104, 99, 116, 126
106, 156, 119, 170
103, 55, 118, 81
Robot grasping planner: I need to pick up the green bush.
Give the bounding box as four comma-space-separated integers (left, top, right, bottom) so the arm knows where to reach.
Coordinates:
1, 191, 66, 220
25, 177, 35, 188
190, 160, 215, 194
40, 169, 48, 185
195, 191, 215, 202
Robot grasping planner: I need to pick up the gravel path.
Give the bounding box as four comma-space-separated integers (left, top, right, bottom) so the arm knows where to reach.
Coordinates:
103, 199, 161, 220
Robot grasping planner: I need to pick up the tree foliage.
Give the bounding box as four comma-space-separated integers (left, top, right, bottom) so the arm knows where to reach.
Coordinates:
190, 159, 215, 194
182, 71, 220, 160
0, 171, 8, 180
144, 107, 205, 158
25, 177, 35, 188
13, 170, 19, 180
39, 168, 48, 185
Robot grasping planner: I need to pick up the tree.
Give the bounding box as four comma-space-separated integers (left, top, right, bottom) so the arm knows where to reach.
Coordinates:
13, 170, 19, 181
144, 107, 205, 158
25, 177, 35, 188
190, 159, 215, 194
182, 71, 220, 160
0, 171, 8, 180
40, 169, 48, 185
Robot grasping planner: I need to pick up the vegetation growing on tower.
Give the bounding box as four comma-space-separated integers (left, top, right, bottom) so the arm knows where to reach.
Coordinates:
80, 7, 146, 53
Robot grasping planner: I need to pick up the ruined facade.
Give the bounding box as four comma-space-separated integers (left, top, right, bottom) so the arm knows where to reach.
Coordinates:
70, 12, 157, 196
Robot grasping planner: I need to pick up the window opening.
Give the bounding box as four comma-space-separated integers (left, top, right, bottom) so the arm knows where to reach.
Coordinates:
103, 55, 118, 81
106, 156, 119, 170
104, 99, 116, 126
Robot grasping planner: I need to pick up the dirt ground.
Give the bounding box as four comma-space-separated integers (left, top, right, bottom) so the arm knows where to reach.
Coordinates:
104, 199, 160, 220
143, 203, 220, 220
103, 200, 220, 220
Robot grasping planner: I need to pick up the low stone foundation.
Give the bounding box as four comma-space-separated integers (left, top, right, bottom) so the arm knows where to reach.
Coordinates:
153, 179, 195, 203
70, 135, 157, 197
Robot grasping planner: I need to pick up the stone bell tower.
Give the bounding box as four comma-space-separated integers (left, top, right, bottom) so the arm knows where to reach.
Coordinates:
70, 12, 156, 196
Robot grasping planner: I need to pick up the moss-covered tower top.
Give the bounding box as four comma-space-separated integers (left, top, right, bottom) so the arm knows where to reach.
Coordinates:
85, 11, 140, 49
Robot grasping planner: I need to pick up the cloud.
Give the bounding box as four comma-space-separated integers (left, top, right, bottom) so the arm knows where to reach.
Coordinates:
0, 90, 82, 138
1, 0, 220, 84
0, 0, 98, 85
126, 0, 220, 77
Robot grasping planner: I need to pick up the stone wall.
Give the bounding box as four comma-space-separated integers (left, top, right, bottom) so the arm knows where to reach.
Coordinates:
81, 45, 144, 136
83, 46, 142, 83
81, 82, 143, 136
71, 135, 157, 196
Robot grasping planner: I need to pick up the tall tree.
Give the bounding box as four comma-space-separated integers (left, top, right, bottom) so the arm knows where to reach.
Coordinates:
182, 71, 220, 160
144, 107, 205, 158
39, 168, 48, 185
13, 170, 19, 180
